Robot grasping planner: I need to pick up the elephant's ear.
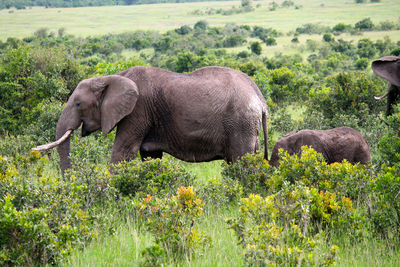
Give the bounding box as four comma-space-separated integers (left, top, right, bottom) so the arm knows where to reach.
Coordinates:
92, 75, 139, 134
372, 56, 400, 87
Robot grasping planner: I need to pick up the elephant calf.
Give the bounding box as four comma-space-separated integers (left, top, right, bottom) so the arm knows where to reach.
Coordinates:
269, 126, 370, 167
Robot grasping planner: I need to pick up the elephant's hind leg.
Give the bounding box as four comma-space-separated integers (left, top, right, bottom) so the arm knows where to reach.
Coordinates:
225, 133, 259, 163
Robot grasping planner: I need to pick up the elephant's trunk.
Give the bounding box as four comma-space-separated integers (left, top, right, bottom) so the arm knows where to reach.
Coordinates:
56, 128, 72, 173
55, 103, 81, 173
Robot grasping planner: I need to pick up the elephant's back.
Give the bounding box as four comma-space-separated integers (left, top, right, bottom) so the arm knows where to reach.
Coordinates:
319, 127, 370, 163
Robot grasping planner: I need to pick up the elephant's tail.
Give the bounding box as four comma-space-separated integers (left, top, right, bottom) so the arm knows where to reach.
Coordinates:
262, 109, 268, 161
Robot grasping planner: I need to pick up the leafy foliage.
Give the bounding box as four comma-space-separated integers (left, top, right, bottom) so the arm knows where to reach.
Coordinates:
228, 188, 339, 266
137, 187, 211, 265
377, 105, 400, 166
222, 152, 272, 196
0, 153, 107, 265
307, 71, 385, 124
227, 147, 374, 266
0, 44, 86, 134
199, 176, 243, 208
112, 158, 195, 198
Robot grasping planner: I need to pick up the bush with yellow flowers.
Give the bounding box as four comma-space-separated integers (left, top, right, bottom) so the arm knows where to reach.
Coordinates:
226, 146, 374, 266
137, 186, 211, 266
227, 183, 339, 266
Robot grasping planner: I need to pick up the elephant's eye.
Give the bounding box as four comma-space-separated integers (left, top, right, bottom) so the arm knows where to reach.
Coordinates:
75, 102, 81, 107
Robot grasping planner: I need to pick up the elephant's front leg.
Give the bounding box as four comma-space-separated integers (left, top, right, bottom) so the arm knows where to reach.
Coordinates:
110, 129, 144, 164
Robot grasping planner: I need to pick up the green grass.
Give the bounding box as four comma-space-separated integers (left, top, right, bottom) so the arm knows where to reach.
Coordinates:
1, 0, 399, 40
65, 209, 242, 267
335, 237, 400, 266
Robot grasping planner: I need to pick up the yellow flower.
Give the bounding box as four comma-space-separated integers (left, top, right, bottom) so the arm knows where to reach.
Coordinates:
30, 150, 41, 159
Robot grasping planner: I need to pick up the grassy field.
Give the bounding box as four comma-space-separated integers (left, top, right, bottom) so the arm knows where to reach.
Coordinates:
1, 0, 399, 40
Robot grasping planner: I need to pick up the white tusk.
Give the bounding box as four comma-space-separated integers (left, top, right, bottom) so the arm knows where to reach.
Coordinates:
31, 130, 73, 151
374, 91, 390, 100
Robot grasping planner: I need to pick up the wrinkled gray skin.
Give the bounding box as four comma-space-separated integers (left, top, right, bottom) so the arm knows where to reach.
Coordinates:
269, 127, 370, 167
372, 56, 400, 117
56, 66, 268, 173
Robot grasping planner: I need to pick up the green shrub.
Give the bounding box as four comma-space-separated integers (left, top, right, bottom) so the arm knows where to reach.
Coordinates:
0, 153, 101, 266
295, 23, 330, 35
0, 134, 36, 160
332, 23, 352, 33
270, 147, 372, 202
222, 152, 272, 196
223, 34, 247, 48
174, 51, 200, 73
354, 18, 375, 31
323, 33, 335, 42
307, 71, 385, 123
199, 176, 243, 208
249, 41, 262, 55
137, 187, 211, 265
267, 67, 312, 103
371, 163, 400, 236
226, 147, 373, 266
69, 132, 114, 167
355, 57, 369, 70
357, 38, 377, 59
66, 159, 116, 212
391, 47, 400, 56
270, 106, 296, 134
377, 105, 400, 166
0, 44, 86, 134
264, 37, 277, 46
112, 158, 195, 198
194, 20, 208, 31
175, 25, 192, 35
227, 186, 339, 266
23, 100, 64, 145
95, 57, 147, 75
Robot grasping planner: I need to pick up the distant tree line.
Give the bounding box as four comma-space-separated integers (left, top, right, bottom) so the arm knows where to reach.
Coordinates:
0, 0, 227, 10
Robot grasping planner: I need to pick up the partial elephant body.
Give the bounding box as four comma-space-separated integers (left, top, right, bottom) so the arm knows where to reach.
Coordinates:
372, 56, 400, 116
43, 66, 268, 173
269, 127, 370, 167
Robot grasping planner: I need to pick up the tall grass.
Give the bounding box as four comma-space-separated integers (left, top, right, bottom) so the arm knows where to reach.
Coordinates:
65, 201, 242, 266
65, 215, 154, 266
335, 236, 400, 266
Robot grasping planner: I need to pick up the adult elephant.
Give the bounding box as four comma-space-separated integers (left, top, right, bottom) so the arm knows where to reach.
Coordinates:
269, 127, 370, 167
33, 66, 268, 173
372, 56, 400, 116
